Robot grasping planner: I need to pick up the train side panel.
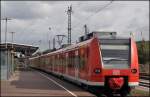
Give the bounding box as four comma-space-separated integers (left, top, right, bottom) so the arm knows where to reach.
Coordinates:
88, 38, 104, 83
128, 38, 139, 86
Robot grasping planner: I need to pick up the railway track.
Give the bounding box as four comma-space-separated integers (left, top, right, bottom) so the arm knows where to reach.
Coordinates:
139, 81, 150, 88
140, 73, 150, 88
140, 73, 150, 80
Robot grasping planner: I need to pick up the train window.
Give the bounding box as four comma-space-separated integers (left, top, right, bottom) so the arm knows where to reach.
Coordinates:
45, 57, 49, 65
68, 52, 72, 67
53, 55, 56, 66
79, 48, 87, 69
57, 58, 59, 66
56, 55, 59, 66
41, 57, 45, 66
59, 55, 61, 66
75, 50, 80, 69
67, 51, 75, 68
61, 58, 63, 66
100, 39, 130, 69
62, 54, 66, 66
66, 53, 68, 68
49, 56, 52, 66
79, 56, 84, 69
61, 54, 64, 66
52, 56, 55, 66
73, 52, 75, 68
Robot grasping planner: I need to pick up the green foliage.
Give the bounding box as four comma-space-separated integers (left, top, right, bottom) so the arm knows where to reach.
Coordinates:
136, 41, 149, 64
130, 89, 149, 96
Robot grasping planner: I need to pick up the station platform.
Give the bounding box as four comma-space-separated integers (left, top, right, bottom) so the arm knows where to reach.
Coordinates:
1, 69, 96, 97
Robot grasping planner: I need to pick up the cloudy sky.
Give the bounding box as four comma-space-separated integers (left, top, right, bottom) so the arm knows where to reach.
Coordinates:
1, 1, 149, 51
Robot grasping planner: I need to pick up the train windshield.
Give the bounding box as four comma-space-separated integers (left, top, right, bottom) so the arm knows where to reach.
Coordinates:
99, 39, 130, 69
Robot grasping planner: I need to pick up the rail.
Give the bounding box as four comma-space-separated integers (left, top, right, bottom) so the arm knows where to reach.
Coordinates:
140, 73, 150, 88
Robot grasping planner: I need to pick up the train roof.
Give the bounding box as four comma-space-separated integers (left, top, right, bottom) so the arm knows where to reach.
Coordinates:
45, 37, 93, 55
30, 38, 94, 59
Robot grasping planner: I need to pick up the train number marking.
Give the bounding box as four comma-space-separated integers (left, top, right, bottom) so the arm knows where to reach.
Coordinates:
113, 70, 120, 75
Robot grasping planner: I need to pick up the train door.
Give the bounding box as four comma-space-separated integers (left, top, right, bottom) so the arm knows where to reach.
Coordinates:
65, 53, 68, 75
57, 54, 59, 73
75, 50, 79, 80
52, 55, 54, 72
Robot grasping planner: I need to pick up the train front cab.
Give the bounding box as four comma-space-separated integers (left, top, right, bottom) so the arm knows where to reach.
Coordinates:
90, 37, 139, 96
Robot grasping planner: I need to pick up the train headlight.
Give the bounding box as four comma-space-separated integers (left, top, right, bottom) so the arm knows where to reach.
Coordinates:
131, 69, 137, 74
94, 68, 101, 74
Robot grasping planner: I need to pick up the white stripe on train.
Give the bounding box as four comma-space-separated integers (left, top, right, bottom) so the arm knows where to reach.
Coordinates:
49, 70, 139, 86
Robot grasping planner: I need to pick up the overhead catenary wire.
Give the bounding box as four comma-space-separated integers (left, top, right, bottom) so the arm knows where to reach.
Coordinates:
72, 1, 113, 32
61, 2, 107, 34
68, 1, 114, 43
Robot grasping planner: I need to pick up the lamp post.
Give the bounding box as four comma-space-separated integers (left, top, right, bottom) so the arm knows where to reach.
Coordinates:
9, 32, 16, 73
1, 17, 12, 79
1, 17, 12, 48
9, 32, 16, 49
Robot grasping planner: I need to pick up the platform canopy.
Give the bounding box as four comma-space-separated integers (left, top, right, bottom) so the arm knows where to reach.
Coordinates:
0, 43, 39, 56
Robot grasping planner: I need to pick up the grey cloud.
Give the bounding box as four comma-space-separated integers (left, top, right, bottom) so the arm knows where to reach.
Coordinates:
1, 1, 52, 20
1, 1, 149, 51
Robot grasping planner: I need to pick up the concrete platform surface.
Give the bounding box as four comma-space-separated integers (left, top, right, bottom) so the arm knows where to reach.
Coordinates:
1, 69, 96, 97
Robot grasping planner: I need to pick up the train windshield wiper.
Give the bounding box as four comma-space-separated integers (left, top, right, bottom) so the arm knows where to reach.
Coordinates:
103, 57, 127, 61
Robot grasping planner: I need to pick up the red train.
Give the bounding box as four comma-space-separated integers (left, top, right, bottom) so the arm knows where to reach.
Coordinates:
29, 32, 139, 97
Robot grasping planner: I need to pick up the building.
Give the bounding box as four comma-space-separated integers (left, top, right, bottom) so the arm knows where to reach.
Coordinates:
0, 43, 38, 80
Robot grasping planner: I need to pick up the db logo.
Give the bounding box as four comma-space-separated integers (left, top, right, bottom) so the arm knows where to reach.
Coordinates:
113, 70, 120, 75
